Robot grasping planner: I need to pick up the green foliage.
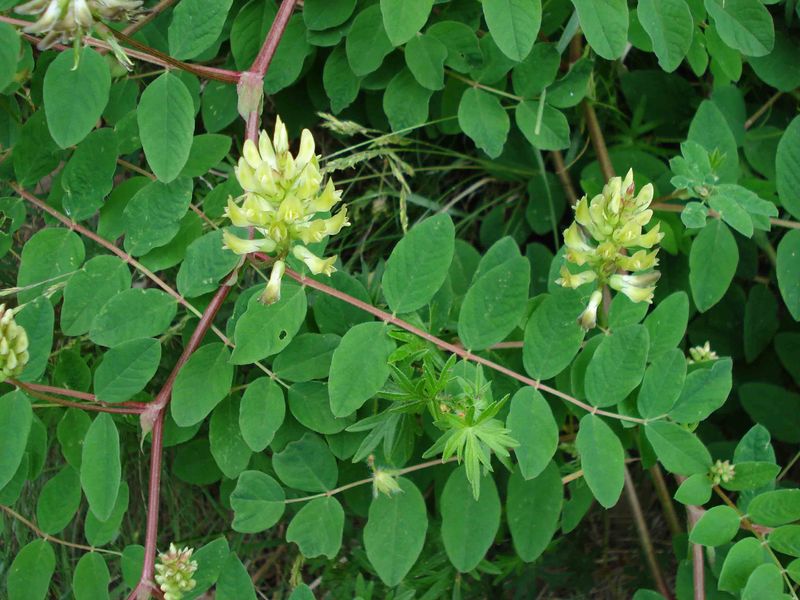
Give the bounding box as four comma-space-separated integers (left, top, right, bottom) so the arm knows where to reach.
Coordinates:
2, 0, 800, 597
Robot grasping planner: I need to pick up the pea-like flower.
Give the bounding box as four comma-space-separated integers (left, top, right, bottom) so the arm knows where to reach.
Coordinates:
223, 117, 350, 304
16, 0, 141, 66
154, 543, 198, 600
0, 304, 29, 383
556, 169, 664, 329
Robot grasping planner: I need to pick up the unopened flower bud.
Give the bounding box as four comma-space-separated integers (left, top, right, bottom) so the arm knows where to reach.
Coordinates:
578, 290, 603, 330
608, 272, 660, 304
260, 260, 285, 305
292, 245, 336, 276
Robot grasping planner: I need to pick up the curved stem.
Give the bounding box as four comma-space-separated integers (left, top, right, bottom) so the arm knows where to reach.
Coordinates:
10, 380, 145, 414
131, 277, 234, 599
252, 256, 647, 425
242, 0, 299, 141
122, 0, 178, 36
653, 200, 800, 230
0, 504, 123, 555
624, 465, 673, 600
0, 16, 240, 83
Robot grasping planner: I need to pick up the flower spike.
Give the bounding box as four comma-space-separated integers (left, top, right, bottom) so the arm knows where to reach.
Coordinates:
556, 169, 664, 329
222, 118, 349, 303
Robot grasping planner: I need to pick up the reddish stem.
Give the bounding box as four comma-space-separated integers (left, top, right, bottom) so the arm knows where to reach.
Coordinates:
125, 7, 299, 581
0, 15, 240, 83
131, 279, 233, 599
252, 256, 645, 425
242, 0, 299, 141
13, 381, 145, 415
11, 185, 205, 320
13, 380, 97, 402
245, 110, 260, 144
250, 0, 298, 77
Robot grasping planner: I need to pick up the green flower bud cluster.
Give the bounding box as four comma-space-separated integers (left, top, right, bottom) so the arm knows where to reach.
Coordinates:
154, 543, 198, 600
223, 116, 349, 304
0, 304, 29, 383
687, 341, 719, 364
556, 169, 664, 329
708, 459, 735, 486
16, 0, 141, 60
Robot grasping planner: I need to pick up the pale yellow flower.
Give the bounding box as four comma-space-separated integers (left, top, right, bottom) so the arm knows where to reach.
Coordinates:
558, 169, 664, 329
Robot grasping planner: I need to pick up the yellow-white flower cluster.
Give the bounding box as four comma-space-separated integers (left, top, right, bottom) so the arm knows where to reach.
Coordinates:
0, 304, 28, 383
223, 117, 349, 304
556, 169, 664, 329
154, 544, 197, 600
16, 0, 141, 51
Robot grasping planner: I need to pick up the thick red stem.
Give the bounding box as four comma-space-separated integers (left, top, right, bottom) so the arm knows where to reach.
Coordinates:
250, 0, 298, 77
130, 279, 233, 599
0, 15, 240, 83
11, 380, 145, 414
242, 0, 299, 141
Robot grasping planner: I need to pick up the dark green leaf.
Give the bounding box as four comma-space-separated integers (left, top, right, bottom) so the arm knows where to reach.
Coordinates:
239, 377, 285, 452
458, 88, 509, 159
689, 219, 738, 312
585, 325, 649, 408
287, 496, 344, 558
169, 0, 234, 60
43, 48, 110, 148
458, 255, 529, 350
383, 214, 455, 314
507, 387, 558, 479
137, 73, 195, 182
363, 477, 428, 586
230, 471, 285, 533
572, 0, 629, 60
645, 421, 712, 475
575, 414, 624, 508
94, 338, 161, 404
80, 413, 121, 521
171, 343, 233, 427
0, 391, 32, 490
380, 0, 434, 46
329, 322, 394, 417
506, 462, 562, 562
7, 540, 55, 600
777, 229, 800, 320
17, 227, 84, 304
689, 505, 740, 546
89, 289, 177, 347
482, 0, 542, 61
669, 358, 732, 423
231, 283, 308, 364
272, 433, 338, 492
441, 467, 501, 572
